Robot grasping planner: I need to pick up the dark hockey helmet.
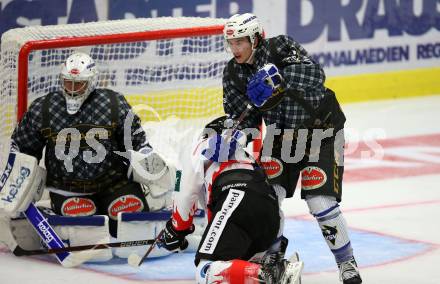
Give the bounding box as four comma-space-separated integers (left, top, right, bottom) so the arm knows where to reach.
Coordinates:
200, 115, 235, 140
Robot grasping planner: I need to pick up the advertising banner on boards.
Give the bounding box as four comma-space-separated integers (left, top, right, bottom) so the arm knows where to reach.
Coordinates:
1, 0, 439, 101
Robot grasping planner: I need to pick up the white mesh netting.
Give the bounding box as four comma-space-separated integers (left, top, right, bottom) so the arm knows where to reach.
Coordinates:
0, 17, 229, 160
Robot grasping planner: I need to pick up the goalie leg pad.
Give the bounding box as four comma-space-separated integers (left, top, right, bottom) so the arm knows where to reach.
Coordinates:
115, 210, 205, 258
0, 217, 21, 253
114, 211, 171, 259
7, 216, 44, 253
41, 207, 112, 262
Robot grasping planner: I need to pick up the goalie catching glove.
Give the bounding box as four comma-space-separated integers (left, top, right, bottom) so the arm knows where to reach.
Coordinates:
127, 148, 176, 189
247, 63, 283, 107
160, 219, 195, 252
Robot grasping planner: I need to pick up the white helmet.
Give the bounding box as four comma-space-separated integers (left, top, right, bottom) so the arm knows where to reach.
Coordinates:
223, 13, 264, 47
60, 52, 98, 114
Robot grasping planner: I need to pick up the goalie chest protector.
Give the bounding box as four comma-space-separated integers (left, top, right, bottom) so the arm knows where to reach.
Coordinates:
39, 89, 126, 194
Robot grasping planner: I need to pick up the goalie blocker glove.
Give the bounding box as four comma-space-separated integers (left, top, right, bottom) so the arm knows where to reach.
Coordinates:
246, 63, 283, 107
160, 219, 194, 252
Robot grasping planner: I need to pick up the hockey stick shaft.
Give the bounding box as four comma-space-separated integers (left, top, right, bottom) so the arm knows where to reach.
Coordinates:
13, 238, 156, 256
136, 229, 165, 266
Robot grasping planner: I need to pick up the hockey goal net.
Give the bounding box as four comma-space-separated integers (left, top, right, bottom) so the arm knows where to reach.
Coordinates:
0, 17, 229, 162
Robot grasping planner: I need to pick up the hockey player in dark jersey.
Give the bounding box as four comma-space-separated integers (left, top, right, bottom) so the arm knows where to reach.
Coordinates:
221, 13, 362, 284
8, 52, 174, 238
159, 116, 303, 284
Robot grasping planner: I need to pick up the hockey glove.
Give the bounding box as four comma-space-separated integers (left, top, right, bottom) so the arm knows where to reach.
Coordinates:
160, 219, 194, 252
247, 63, 283, 107
201, 131, 243, 163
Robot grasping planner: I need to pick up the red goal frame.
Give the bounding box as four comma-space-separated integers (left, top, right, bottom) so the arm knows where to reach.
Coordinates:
16, 25, 224, 121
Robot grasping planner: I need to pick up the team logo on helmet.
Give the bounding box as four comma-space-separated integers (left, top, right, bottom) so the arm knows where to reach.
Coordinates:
226, 29, 234, 36
242, 15, 257, 24
69, 68, 80, 75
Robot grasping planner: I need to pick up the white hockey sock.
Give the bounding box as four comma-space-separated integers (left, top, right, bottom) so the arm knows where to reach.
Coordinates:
306, 195, 353, 263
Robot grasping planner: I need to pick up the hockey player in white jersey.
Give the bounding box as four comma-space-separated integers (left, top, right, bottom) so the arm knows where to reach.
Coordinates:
159, 116, 303, 284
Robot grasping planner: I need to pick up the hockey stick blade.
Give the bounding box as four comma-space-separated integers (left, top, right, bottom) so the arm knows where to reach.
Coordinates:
12, 238, 155, 256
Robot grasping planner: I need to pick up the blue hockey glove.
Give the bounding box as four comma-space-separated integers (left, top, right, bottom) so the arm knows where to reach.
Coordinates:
246, 63, 283, 107
201, 131, 243, 163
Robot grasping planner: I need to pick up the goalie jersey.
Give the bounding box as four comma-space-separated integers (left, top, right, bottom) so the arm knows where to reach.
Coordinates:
11, 89, 148, 194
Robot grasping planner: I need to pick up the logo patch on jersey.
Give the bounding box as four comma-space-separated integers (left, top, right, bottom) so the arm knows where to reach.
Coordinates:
200, 262, 212, 278
199, 189, 244, 254
61, 197, 96, 216
260, 157, 283, 178
301, 166, 327, 190
321, 225, 338, 245
108, 195, 144, 220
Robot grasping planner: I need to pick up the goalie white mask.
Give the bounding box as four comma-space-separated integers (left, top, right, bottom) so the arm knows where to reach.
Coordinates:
223, 13, 264, 51
60, 52, 98, 114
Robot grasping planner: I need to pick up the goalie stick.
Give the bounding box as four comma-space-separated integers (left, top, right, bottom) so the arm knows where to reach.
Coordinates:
22, 203, 100, 267
13, 238, 156, 256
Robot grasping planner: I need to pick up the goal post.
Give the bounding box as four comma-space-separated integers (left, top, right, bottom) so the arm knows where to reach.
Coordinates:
0, 17, 229, 157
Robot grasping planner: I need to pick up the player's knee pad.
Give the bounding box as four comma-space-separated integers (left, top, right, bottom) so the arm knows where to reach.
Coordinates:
305, 195, 352, 252
196, 259, 261, 284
